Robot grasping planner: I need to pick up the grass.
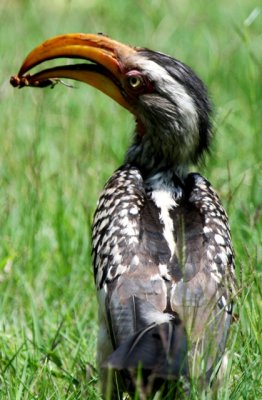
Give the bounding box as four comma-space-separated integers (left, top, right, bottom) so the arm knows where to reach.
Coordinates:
0, 0, 261, 398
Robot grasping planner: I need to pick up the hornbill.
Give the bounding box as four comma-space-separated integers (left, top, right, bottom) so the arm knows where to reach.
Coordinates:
11, 34, 235, 398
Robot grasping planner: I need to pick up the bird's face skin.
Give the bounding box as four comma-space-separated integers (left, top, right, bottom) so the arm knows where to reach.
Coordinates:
10, 33, 212, 173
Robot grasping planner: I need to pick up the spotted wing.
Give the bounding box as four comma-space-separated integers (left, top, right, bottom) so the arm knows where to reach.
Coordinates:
168, 173, 235, 380
92, 165, 188, 394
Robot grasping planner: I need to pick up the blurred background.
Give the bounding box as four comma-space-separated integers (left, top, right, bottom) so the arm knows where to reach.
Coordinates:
0, 1, 261, 398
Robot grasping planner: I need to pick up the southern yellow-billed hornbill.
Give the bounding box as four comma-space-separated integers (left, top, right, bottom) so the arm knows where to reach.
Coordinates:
11, 34, 235, 398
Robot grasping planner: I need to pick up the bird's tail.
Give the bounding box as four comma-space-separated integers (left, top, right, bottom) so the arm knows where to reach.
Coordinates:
104, 298, 188, 397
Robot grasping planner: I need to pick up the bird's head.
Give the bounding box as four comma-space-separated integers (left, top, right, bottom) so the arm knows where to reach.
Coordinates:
11, 33, 212, 174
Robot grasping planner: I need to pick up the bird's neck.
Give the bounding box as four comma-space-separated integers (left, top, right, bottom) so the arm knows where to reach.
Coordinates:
125, 132, 189, 180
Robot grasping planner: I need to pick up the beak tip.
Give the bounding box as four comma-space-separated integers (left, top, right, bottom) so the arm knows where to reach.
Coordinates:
10, 74, 31, 88
10, 75, 21, 88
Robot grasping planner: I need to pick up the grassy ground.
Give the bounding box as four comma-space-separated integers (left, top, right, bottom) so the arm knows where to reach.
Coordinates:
0, 0, 261, 398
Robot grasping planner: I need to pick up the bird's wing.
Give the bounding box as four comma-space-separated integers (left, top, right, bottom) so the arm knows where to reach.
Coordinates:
92, 164, 189, 386
169, 172, 235, 380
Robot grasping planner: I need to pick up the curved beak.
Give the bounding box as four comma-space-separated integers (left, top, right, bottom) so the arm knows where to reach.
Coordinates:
10, 33, 137, 113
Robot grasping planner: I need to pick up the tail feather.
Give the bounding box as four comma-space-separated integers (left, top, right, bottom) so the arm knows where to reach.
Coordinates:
105, 319, 188, 379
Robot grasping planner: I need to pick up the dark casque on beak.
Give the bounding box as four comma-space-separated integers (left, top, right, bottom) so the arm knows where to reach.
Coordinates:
10, 33, 138, 112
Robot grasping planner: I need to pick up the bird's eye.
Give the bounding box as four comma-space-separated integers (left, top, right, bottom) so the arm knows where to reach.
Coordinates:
128, 75, 143, 89
124, 70, 153, 96
125, 71, 146, 93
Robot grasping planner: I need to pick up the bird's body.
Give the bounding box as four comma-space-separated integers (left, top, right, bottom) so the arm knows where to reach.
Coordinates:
11, 33, 235, 399
93, 165, 233, 397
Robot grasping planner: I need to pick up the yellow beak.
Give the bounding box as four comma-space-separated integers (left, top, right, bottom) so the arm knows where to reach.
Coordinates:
10, 33, 138, 113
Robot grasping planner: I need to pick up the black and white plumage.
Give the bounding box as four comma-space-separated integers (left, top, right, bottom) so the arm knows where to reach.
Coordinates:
11, 33, 235, 398
93, 168, 234, 397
